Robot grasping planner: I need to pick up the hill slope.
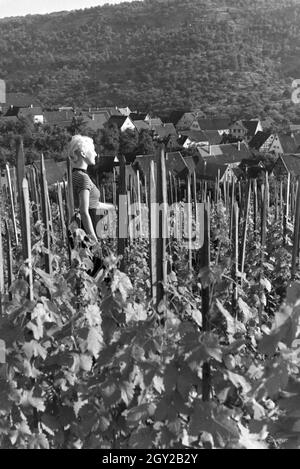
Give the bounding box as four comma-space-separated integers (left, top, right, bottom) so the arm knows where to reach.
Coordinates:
1, 0, 300, 121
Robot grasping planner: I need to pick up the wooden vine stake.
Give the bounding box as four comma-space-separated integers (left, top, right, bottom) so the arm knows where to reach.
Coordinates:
5, 220, 13, 301
291, 178, 300, 280
118, 155, 128, 272
0, 180, 4, 315
196, 202, 210, 401
67, 157, 74, 222
40, 154, 52, 274
16, 139, 27, 258
57, 183, 67, 243
283, 172, 291, 245
253, 178, 258, 239
149, 146, 168, 309
5, 164, 18, 246
112, 167, 117, 207
274, 179, 279, 222
232, 202, 239, 316
22, 178, 33, 301
229, 178, 236, 240
259, 176, 268, 323
136, 169, 143, 237
186, 173, 193, 271
240, 180, 251, 282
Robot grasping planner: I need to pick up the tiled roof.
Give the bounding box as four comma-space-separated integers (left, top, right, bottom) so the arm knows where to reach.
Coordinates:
204, 130, 223, 145
279, 134, 300, 154
275, 154, 300, 176
168, 110, 190, 125
134, 120, 149, 132
95, 107, 121, 117
130, 112, 148, 121
44, 110, 74, 125
180, 130, 222, 145
107, 115, 129, 128
5, 106, 20, 117
133, 151, 188, 178
148, 118, 163, 127
180, 130, 209, 142
248, 131, 272, 150
184, 155, 196, 173
165, 152, 189, 178
242, 120, 260, 137
197, 118, 231, 131
198, 143, 252, 164
84, 113, 108, 131
184, 154, 227, 180
151, 123, 177, 138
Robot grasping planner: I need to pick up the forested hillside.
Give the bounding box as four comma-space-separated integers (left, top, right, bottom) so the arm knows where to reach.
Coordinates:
1, 0, 300, 121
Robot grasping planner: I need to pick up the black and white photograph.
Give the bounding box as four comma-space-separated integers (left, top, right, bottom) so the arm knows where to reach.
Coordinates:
0, 0, 300, 452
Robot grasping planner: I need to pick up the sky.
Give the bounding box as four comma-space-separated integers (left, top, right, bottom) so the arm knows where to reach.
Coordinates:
0, 0, 139, 19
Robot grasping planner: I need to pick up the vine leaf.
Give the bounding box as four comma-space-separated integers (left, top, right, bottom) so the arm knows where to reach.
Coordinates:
216, 299, 246, 337
129, 426, 156, 449
20, 389, 45, 412
111, 270, 133, 302
189, 401, 239, 445
125, 303, 147, 322
23, 340, 47, 360
86, 328, 104, 358
260, 277, 272, 293
28, 433, 49, 449
238, 423, 268, 449
238, 298, 254, 322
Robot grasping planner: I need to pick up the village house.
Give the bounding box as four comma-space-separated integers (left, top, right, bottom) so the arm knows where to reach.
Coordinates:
86, 106, 121, 118
179, 129, 222, 148
268, 133, 300, 157
133, 120, 150, 133
150, 123, 177, 139
118, 106, 132, 116
82, 112, 109, 132
197, 142, 252, 170
107, 115, 136, 132
43, 110, 75, 128
133, 151, 188, 181
5, 105, 44, 124
248, 131, 274, 153
148, 117, 163, 127
0, 90, 44, 123
129, 112, 151, 122
197, 118, 231, 135
169, 111, 200, 131
184, 154, 229, 183
229, 119, 262, 142
273, 154, 300, 179
150, 123, 178, 149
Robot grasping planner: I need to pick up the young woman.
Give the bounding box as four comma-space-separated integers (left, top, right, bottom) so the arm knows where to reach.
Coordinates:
69, 135, 100, 241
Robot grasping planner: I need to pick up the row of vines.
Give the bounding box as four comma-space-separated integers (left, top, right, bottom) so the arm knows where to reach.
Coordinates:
1, 143, 300, 449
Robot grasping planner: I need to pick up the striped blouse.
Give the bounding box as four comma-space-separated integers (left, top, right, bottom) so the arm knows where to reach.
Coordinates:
72, 169, 100, 210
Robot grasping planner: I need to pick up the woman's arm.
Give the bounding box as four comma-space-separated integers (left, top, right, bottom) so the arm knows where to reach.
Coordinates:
79, 189, 98, 242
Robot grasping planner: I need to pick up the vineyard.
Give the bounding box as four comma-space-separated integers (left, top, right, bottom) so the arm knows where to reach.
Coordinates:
1, 141, 300, 450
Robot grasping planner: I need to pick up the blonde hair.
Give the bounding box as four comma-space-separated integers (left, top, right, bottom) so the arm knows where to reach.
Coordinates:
68, 135, 95, 163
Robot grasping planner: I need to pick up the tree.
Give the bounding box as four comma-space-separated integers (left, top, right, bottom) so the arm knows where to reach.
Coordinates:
119, 129, 138, 162
136, 129, 156, 155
